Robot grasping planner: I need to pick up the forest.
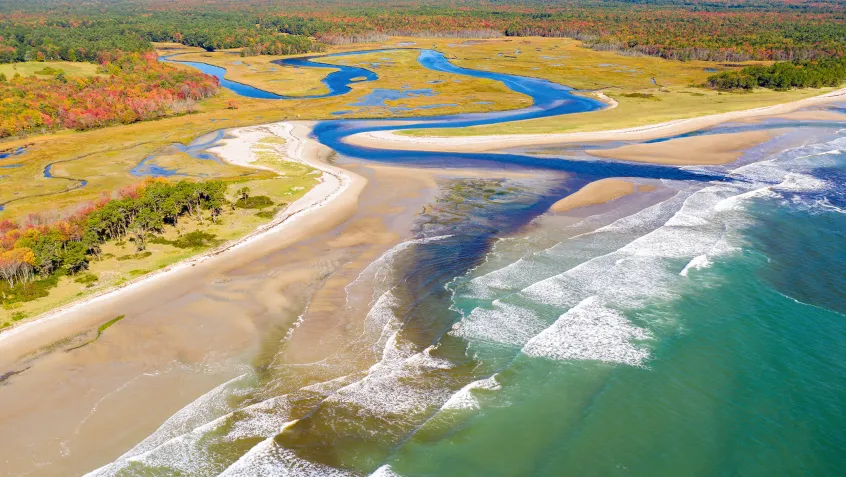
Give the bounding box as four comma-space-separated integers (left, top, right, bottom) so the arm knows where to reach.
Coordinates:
0, 0, 843, 63
0, 52, 219, 137
707, 56, 846, 90
0, 178, 227, 306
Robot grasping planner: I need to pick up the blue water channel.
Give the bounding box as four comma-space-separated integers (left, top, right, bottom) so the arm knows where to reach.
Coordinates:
161, 52, 379, 99
164, 48, 727, 183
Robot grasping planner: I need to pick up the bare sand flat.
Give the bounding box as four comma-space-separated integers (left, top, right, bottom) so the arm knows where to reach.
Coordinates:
551, 179, 646, 213
587, 130, 776, 165
0, 121, 359, 359
0, 122, 373, 476
345, 88, 846, 155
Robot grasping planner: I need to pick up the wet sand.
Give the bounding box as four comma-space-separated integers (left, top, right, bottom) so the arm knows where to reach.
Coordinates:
549, 179, 655, 213
0, 128, 531, 476
587, 130, 777, 165
0, 122, 371, 476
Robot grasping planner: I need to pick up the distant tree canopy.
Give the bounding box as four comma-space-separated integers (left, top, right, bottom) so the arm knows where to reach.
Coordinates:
707, 56, 846, 90
0, 0, 843, 63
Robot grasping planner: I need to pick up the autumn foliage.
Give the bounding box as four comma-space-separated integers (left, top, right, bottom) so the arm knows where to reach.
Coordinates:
0, 178, 227, 294
0, 52, 219, 138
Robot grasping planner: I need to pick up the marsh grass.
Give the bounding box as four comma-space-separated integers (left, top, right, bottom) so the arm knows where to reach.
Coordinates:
396, 37, 834, 136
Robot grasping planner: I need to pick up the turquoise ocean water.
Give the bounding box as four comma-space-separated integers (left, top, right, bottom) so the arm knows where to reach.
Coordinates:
86, 124, 846, 476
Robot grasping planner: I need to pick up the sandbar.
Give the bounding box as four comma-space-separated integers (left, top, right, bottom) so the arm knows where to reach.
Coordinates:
345, 87, 846, 155
587, 130, 777, 165
550, 179, 652, 213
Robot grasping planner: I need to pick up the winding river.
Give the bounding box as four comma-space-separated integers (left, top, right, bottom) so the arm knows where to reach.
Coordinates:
164, 48, 727, 184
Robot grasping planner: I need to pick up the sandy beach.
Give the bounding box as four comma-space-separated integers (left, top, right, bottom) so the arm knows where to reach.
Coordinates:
0, 119, 515, 476
0, 121, 359, 354
344, 87, 846, 154
0, 121, 373, 476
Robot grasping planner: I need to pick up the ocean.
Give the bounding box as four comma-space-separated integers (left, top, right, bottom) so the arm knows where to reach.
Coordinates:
85, 123, 846, 476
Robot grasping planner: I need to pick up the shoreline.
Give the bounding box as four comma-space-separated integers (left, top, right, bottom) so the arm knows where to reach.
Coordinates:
0, 121, 358, 346
344, 87, 846, 154
4, 87, 843, 342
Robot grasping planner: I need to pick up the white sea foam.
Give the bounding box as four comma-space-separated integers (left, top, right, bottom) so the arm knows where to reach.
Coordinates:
323, 349, 455, 417
449, 300, 547, 347
462, 189, 695, 300
370, 465, 403, 477
454, 179, 757, 369
441, 375, 502, 411
774, 172, 829, 192
815, 197, 846, 214
85, 372, 254, 476
680, 254, 712, 276
521, 296, 651, 366
366, 290, 401, 344
220, 439, 355, 477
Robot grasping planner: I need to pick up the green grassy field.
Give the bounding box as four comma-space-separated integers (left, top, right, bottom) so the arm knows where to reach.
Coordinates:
0, 60, 100, 78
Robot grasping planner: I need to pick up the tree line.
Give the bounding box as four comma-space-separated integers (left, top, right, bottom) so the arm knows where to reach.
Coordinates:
0, 179, 227, 295
0, 0, 843, 64
707, 56, 846, 90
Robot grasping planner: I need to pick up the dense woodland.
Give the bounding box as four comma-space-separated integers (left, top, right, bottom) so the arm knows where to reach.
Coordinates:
0, 0, 843, 63
0, 179, 227, 307
707, 56, 846, 90
0, 52, 219, 137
